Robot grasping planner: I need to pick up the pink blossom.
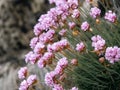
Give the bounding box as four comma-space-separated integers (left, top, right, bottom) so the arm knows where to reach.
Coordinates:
43, 52, 55, 62
37, 58, 46, 68
76, 42, 85, 52
45, 71, 56, 87
59, 29, 67, 36
71, 87, 79, 90
91, 35, 105, 51
19, 80, 28, 90
72, 9, 80, 18
27, 75, 37, 86
25, 51, 41, 64
54, 65, 64, 75
105, 46, 120, 64
18, 67, 27, 79
68, 0, 78, 9
53, 84, 64, 90
68, 22, 76, 29
34, 42, 45, 54
34, 23, 43, 36
81, 21, 90, 31
90, 7, 101, 18
30, 37, 38, 49
57, 57, 68, 68
104, 10, 117, 22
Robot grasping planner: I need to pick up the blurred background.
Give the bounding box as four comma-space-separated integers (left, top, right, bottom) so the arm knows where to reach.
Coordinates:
0, 0, 50, 90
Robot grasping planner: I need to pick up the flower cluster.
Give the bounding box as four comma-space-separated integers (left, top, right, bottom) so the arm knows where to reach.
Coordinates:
90, 7, 101, 18
81, 21, 90, 31
76, 42, 85, 52
104, 10, 117, 23
18, 72, 37, 90
91, 35, 106, 51
105, 46, 120, 64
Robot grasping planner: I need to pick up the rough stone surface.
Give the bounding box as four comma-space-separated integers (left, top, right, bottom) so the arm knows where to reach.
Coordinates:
0, 0, 50, 90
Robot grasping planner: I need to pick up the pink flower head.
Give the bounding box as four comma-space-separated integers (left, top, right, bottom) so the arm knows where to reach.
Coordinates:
30, 37, 38, 49
91, 35, 105, 51
34, 23, 43, 36
68, 22, 76, 29
59, 29, 67, 36
105, 46, 120, 64
34, 42, 45, 54
27, 75, 37, 86
18, 67, 27, 79
76, 42, 85, 52
45, 71, 56, 87
37, 58, 46, 68
43, 52, 55, 62
104, 10, 117, 23
68, 0, 78, 9
25, 51, 41, 64
57, 57, 68, 69
81, 21, 90, 31
53, 84, 64, 90
54, 65, 64, 75
72, 9, 80, 18
19, 80, 28, 90
71, 87, 79, 90
90, 7, 101, 18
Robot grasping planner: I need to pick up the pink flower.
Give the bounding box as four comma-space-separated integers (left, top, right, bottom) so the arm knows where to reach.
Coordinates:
25, 51, 41, 64
27, 75, 37, 86
76, 42, 85, 52
72, 9, 80, 18
81, 21, 90, 31
59, 29, 67, 36
57, 57, 68, 69
45, 71, 56, 87
91, 35, 105, 51
30, 37, 38, 49
90, 7, 101, 18
34, 23, 43, 36
104, 10, 117, 22
19, 80, 28, 90
53, 84, 64, 90
68, 0, 78, 9
105, 46, 120, 64
34, 42, 45, 54
71, 87, 79, 90
54, 65, 64, 75
37, 58, 46, 68
43, 52, 55, 62
68, 22, 76, 29
18, 67, 27, 79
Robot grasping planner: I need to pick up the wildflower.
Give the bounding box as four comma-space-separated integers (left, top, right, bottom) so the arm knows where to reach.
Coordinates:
72, 9, 80, 18
68, 22, 76, 29
27, 75, 37, 86
33, 23, 43, 36
104, 10, 117, 23
19, 80, 28, 90
54, 65, 64, 75
57, 57, 68, 69
105, 46, 120, 64
18, 67, 27, 79
91, 35, 105, 51
30, 37, 38, 49
81, 21, 90, 31
33, 42, 45, 54
45, 71, 56, 87
37, 58, 46, 68
90, 7, 101, 18
25, 51, 41, 64
71, 87, 79, 90
59, 29, 67, 36
68, 0, 79, 9
76, 42, 85, 52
